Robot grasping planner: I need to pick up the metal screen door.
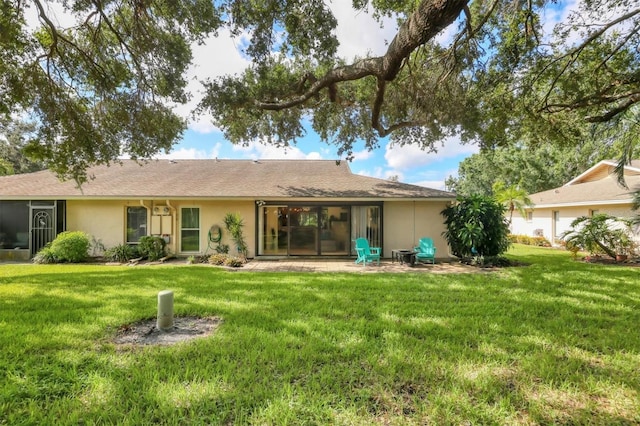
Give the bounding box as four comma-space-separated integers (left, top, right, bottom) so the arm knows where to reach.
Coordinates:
31, 207, 55, 255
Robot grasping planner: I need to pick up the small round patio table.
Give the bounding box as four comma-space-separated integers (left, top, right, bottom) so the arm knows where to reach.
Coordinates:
391, 249, 416, 266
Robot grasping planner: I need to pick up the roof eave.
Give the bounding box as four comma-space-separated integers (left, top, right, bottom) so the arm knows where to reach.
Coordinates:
531, 199, 634, 209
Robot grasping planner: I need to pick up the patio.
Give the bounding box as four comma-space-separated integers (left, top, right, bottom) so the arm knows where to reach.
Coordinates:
238, 258, 482, 273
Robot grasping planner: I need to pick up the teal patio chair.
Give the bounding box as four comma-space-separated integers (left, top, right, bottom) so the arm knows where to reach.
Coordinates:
354, 237, 381, 267
414, 237, 436, 264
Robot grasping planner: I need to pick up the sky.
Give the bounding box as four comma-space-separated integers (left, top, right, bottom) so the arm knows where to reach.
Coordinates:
26, 1, 581, 190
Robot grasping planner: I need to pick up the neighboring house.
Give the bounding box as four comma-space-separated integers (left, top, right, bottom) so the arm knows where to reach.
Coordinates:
511, 160, 640, 242
0, 159, 455, 261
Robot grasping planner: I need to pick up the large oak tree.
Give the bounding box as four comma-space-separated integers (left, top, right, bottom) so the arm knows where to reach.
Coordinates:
2, 0, 639, 181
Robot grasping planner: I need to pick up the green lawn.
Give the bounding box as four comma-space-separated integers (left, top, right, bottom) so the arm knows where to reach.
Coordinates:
1, 245, 639, 425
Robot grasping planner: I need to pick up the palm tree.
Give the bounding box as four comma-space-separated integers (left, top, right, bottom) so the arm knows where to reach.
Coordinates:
492, 181, 534, 225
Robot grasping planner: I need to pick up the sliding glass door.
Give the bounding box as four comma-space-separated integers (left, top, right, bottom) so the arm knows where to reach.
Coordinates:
288, 207, 318, 255
257, 203, 380, 256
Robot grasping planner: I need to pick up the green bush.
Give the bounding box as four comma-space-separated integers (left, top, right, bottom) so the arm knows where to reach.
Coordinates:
442, 195, 510, 259
32, 245, 57, 264
223, 213, 248, 258
561, 214, 634, 259
509, 234, 551, 247
138, 236, 166, 261
104, 244, 139, 263
49, 231, 90, 263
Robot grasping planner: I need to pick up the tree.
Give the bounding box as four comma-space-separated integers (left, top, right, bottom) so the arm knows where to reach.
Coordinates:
441, 195, 510, 260
201, 1, 640, 160
2, 0, 220, 182
446, 135, 629, 196
492, 181, 533, 225
561, 214, 635, 260
3, 1, 640, 180
0, 119, 45, 175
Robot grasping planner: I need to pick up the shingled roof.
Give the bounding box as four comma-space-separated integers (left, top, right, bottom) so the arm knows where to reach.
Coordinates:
530, 160, 640, 207
0, 159, 455, 200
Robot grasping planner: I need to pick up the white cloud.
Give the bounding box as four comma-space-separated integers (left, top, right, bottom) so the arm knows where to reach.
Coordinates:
231, 142, 324, 160
384, 136, 479, 170
351, 149, 374, 161
328, 3, 398, 60
153, 143, 223, 160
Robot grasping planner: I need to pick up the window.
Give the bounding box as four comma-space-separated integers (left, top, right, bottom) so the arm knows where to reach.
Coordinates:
590, 209, 599, 216
126, 207, 147, 243
181, 207, 200, 252
0, 201, 29, 249
526, 211, 533, 222
351, 205, 382, 250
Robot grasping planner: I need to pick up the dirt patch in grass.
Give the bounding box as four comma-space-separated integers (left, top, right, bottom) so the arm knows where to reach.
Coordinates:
113, 316, 222, 347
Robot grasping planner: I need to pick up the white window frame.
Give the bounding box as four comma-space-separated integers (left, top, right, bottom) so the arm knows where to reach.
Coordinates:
180, 207, 201, 253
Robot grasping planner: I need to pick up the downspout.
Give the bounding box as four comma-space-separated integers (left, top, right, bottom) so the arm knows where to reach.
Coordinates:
165, 200, 177, 254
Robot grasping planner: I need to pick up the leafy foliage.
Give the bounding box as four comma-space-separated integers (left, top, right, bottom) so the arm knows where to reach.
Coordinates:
32, 245, 57, 264
138, 236, 166, 261
509, 234, 551, 247
104, 244, 139, 263
45, 231, 90, 263
492, 181, 533, 224
561, 214, 636, 259
3, 1, 639, 179
223, 212, 248, 259
441, 195, 511, 259
2, 0, 220, 182
208, 253, 245, 267
446, 138, 627, 196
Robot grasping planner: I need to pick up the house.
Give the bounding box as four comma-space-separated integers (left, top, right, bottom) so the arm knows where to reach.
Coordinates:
0, 159, 455, 261
510, 160, 640, 242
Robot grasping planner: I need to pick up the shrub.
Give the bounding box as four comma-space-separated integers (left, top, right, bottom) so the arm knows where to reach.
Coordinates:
104, 244, 138, 263
509, 234, 551, 247
442, 195, 511, 259
138, 236, 166, 261
223, 256, 245, 267
49, 231, 90, 262
32, 245, 57, 264
208, 253, 245, 267
215, 244, 230, 254
223, 213, 248, 259
561, 214, 634, 260
208, 253, 228, 265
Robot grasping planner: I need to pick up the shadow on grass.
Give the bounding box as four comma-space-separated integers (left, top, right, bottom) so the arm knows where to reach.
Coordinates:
1, 253, 639, 424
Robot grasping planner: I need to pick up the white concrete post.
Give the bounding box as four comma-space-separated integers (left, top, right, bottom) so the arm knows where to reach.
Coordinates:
157, 290, 174, 331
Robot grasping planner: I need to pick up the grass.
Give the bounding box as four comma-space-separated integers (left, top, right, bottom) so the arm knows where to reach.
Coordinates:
1, 245, 639, 425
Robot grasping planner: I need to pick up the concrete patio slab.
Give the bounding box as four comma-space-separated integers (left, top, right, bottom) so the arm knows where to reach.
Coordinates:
237, 259, 483, 273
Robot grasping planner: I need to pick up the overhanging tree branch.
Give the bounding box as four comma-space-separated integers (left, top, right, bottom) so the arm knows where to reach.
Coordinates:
255, 0, 468, 136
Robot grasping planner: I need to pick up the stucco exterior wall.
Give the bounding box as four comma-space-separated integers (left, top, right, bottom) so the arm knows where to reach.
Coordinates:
172, 200, 255, 257
65, 199, 451, 259
383, 201, 451, 259
67, 200, 126, 249
66, 199, 256, 257
510, 203, 636, 243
